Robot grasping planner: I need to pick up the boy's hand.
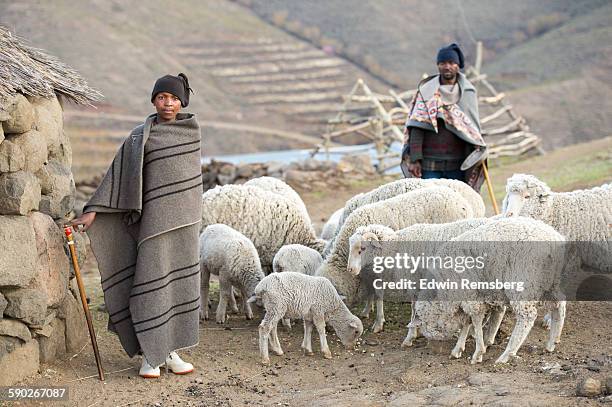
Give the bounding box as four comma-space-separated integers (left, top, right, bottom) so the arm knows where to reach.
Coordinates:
70, 212, 96, 232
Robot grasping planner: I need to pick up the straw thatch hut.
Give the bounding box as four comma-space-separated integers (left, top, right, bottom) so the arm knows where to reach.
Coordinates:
0, 25, 102, 386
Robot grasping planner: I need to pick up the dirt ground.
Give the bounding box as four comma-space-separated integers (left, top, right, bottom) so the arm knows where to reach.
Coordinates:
13, 140, 612, 407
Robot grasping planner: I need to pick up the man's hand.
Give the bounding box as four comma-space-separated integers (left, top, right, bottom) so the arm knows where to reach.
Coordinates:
408, 161, 422, 178
70, 211, 96, 232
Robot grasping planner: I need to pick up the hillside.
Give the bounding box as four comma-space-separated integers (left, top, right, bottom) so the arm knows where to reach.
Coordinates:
0, 0, 387, 152
1, 0, 610, 179
243, 0, 612, 149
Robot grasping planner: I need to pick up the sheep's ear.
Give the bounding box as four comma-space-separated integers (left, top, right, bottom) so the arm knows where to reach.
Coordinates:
349, 321, 360, 329
247, 295, 258, 304
361, 232, 381, 251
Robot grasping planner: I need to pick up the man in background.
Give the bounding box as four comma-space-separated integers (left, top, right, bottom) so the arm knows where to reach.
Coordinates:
401, 43, 486, 190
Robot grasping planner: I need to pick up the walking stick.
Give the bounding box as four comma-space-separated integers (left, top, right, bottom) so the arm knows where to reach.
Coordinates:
481, 161, 500, 215
63, 226, 105, 381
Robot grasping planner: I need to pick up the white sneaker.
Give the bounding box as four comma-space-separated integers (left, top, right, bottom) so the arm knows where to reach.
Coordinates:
165, 351, 194, 375
139, 358, 160, 378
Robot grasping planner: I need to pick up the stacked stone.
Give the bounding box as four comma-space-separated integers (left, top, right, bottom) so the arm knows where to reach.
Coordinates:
0, 93, 88, 386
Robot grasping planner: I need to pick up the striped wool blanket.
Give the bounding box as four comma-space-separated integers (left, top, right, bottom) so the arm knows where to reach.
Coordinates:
85, 113, 202, 367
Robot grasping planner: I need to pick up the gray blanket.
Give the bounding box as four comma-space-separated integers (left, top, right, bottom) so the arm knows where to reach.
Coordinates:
85, 113, 202, 367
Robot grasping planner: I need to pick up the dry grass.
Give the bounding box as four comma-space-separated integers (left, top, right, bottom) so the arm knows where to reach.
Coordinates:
0, 26, 102, 104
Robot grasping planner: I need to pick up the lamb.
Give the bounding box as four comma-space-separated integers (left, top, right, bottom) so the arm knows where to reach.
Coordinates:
320, 207, 344, 241
503, 174, 611, 273
199, 224, 266, 323
244, 176, 310, 221
316, 186, 473, 304
408, 217, 567, 364
273, 244, 323, 276
273, 243, 324, 330
326, 178, 485, 255
249, 272, 363, 364
202, 185, 326, 274
347, 218, 492, 333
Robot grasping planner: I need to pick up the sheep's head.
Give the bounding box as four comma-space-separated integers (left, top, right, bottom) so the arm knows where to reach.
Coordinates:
412, 302, 464, 341
347, 225, 392, 276
502, 174, 551, 217
333, 314, 363, 349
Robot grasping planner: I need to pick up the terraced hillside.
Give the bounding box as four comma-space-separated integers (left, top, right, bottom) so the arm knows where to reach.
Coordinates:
244, 0, 612, 150
0, 0, 387, 180
175, 37, 369, 130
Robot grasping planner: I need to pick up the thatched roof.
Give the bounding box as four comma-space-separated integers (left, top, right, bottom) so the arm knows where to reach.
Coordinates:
0, 26, 102, 105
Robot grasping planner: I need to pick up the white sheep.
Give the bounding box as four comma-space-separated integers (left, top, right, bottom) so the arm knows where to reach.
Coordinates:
244, 176, 310, 221
199, 224, 266, 323
320, 207, 344, 241
273, 244, 323, 276
316, 186, 473, 304
325, 178, 485, 256
249, 272, 363, 364
273, 243, 324, 330
347, 218, 492, 333
202, 185, 326, 274
503, 174, 611, 273
409, 217, 567, 364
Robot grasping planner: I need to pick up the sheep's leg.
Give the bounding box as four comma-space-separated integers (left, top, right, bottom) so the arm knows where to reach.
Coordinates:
451, 323, 471, 359
229, 286, 240, 314
484, 306, 506, 346
313, 315, 332, 359
546, 302, 566, 352
240, 288, 253, 320
541, 312, 551, 330
301, 319, 314, 355
268, 320, 284, 356
371, 298, 385, 333
496, 304, 537, 364
200, 264, 211, 321
360, 298, 372, 318
401, 303, 419, 348
259, 310, 283, 364
282, 318, 292, 330
216, 278, 232, 324
401, 325, 419, 348
470, 313, 487, 364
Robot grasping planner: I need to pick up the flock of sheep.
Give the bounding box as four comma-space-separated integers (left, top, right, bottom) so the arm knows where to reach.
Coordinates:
198, 175, 611, 365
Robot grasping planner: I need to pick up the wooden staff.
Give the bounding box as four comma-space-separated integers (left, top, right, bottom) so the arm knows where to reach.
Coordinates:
63, 226, 105, 381
482, 162, 500, 215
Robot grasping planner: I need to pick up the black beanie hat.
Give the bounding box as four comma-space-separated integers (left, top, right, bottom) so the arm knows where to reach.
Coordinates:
436, 43, 464, 69
150, 73, 193, 107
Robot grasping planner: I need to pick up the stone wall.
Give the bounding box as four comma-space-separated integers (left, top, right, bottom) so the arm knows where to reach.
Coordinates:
0, 93, 88, 386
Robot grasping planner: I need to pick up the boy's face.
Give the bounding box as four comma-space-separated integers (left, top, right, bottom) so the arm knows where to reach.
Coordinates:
153, 92, 181, 122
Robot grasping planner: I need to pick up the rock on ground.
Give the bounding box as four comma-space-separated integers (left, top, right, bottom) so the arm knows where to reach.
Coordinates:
38, 317, 66, 363
0, 339, 39, 386
58, 291, 88, 353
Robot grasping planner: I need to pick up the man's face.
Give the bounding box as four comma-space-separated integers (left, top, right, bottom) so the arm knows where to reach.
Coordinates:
437, 61, 459, 82
153, 92, 181, 122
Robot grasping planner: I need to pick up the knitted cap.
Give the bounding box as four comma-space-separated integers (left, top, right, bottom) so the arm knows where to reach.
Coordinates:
436, 43, 464, 69
150, 73, 193, 107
